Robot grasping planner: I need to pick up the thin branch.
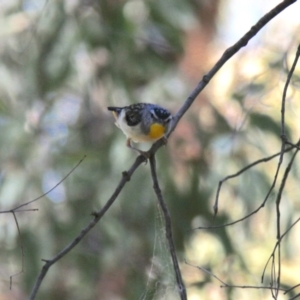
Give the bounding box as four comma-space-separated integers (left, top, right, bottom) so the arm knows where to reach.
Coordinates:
288, 293, 300, 300
195, 151, 278, 230
221, 284, 286, 292
9, 211, 25, 290
261, 214, 300, 299
214, 146, 295, 215
262, 215, 300, 285
186, 261, 287, 292
148, 0, 299, 228
285, 282, 300, 294
280, 43, 300, 140
0, 208, 38, 214
148, 0, 298, 157
0, 157, 83, 290
273, 42, 300, 298
28, 155, 145, 300
185, 261, 228, 286
271, 254, 277, 299
170, 0, 298, 135
275, 145, 299, 297
13, 155, 86, 212
196, 149, 300, 295
149, 155, 187, 300
195, 142, 299, 231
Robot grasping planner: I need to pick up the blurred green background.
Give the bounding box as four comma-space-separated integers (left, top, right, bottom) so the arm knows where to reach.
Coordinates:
0, 0, 300, 299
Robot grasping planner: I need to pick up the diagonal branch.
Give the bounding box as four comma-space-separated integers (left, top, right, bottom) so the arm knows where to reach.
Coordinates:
170, 0, 298, 136
13, 155, 86, 212
274, 145, 299, 296
148, 0, 298, 157
28, 155, 146, 300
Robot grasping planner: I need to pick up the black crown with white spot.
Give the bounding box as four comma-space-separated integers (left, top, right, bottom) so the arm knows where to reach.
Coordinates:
151, 107, 172, 122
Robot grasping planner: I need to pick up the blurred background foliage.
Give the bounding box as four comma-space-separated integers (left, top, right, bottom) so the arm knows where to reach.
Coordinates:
0, 0, 300, 299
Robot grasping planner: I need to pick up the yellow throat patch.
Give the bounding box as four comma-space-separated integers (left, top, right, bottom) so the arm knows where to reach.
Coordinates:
149, 123, 165, 140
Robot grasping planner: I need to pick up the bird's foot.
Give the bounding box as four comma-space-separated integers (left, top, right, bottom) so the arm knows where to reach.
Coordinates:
137, 150, 150, 164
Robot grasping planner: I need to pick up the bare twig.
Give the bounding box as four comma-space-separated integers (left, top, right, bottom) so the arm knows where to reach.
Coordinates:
271, 42, 300, 298
262, 217, 300, 300
1, 157, 84, 290
187, 43, 300, 300
280, 43, 300, 141
28, 155, 145, 300
185, 261, 228, 286
149, 155, 187, 300
9, 211, 25, 290
288, 293, 300, 300
148, 0, 298, 160
221, 284, 286, 292
170, 0, 298, 138
1, 156, 85, 217
285, 282, 300, 294
262, 216, 300, 287
214, 146, 295, 216
195, 158, 282, 231
13, 155, 86, 212
195, 140, 299, 231
274, 145, 299, 297
195, 144, 298, 226
194, 41, 300, 298
0, 208, 38, 214
186, 261, 287, 292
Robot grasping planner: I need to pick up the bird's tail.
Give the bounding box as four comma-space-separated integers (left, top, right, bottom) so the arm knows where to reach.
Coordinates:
107, 107, 122, 113
107, 106, 123, 122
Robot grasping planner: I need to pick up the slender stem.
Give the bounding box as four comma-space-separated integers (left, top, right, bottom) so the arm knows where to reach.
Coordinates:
149, 155, 187, 300
28, 156, 145, 300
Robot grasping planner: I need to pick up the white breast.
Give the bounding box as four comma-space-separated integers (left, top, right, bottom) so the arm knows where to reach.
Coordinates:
117, 110, 152, 143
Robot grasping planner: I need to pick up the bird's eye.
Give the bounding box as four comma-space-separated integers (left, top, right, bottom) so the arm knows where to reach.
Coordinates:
126, 111, 140, 126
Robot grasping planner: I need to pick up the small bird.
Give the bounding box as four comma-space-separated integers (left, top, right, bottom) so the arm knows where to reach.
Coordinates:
107, 103, 172, 157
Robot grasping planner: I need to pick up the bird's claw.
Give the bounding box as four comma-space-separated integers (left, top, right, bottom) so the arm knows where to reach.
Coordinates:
138, 151, 150, 164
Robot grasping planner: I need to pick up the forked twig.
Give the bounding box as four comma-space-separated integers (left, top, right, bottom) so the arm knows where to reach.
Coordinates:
262, 217, 300, 289
186, 261, 287, 292
13, 155, 86, 212
195, 143, 297, 231
2, 156, 86, 289
149, 0, 298, 157
28, 155, 146, 300
273, 42, 300, 298
213, 146, 294, 217
170, 0, 298, 136
194, 41, 300, 299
